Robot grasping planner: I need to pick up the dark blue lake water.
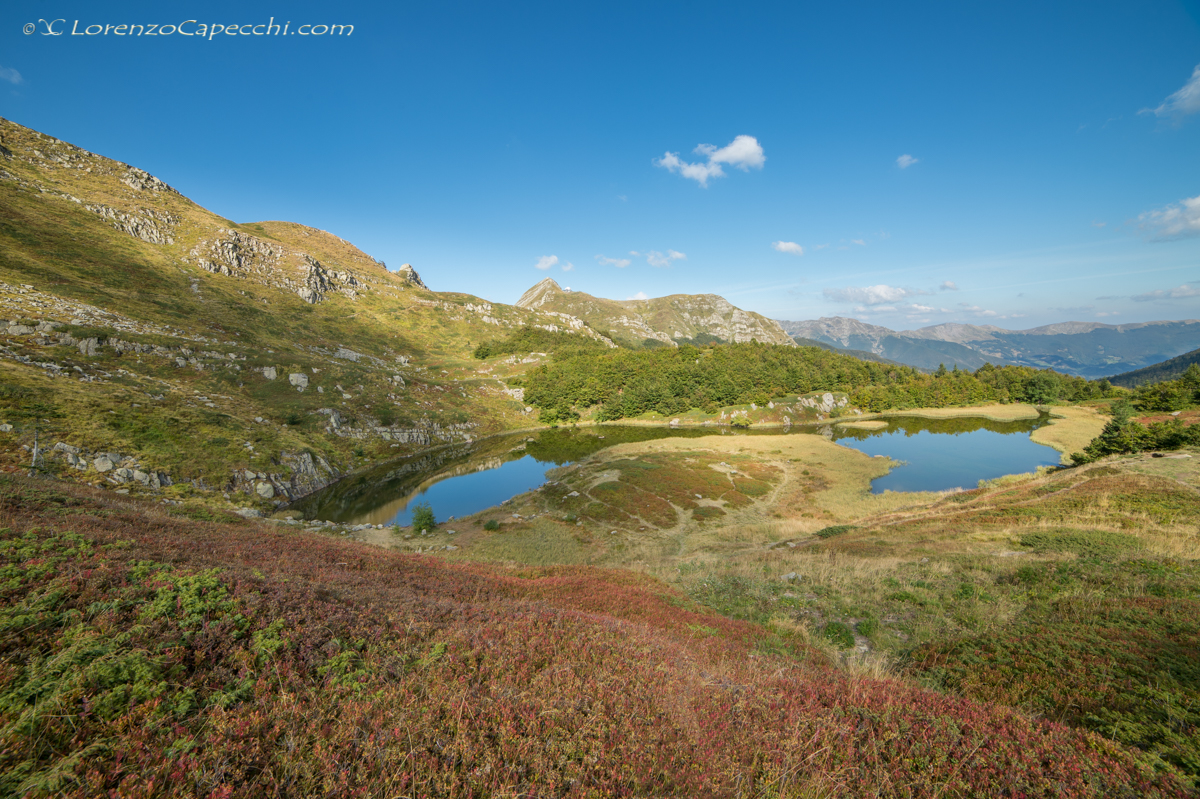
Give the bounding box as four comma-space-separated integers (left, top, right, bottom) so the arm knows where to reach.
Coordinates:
295, 416, 1060, 525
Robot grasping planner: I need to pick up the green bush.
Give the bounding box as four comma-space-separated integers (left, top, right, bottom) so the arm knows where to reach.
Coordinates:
482, 519, 500, 531
814, 525, 857, 538
822, 622, 856, 649
411, 502, 436, 532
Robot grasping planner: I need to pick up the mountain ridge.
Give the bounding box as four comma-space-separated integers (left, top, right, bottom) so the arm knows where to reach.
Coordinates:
778, 315, 1200, 378
517, 277, 795, 347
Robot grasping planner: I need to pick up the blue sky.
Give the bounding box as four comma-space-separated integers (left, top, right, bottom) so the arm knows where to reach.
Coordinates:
2, 0, 1200, 329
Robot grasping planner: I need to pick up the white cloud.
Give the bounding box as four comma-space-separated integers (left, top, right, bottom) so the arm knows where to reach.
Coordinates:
1148, 64, 1200, 118
1132, 284, 1200, 302
825, 284, 924, 305
596, 254, 631, 268
909, 304, 935, 313
627, 291, 649, 301
854, 305, 895, 313
654, 135, 765, 187
1096, 311, 1120, 317
959, 304, 1000, 317
813, 243, 829, 251
939, 281, 958, 291
896, 154, 918, 169
772, 241, 804, 256
1139, 194, 1200, 239
0, 66, 22, 85
561, 262, 575, 272
696, 135, 766, 170
635, 249, 686, 268
1092, 221, 1107, 228
534, 255, 559, 271
851, 239, 866, 246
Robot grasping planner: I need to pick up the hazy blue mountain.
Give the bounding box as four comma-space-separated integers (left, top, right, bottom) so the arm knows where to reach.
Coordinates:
778, 317, 1200, 378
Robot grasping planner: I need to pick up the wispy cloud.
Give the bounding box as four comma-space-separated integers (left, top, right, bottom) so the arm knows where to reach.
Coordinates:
850, 239, 866, 246
1146, 64, 1200, 118
631, 249, 686, 267
825, 284, 925, 305
561, 262, 574, 272
534, 255, 559, 271
1139, 194, 1200, 240
772, 241, 804, 256
939, 281, 958, 291
0, 66, 22, 85
896, 154, 918, 169
1132, 284, 1200, 302
654, 135, 765, 187
626, 291, 649, 301
596, 254, 631, 268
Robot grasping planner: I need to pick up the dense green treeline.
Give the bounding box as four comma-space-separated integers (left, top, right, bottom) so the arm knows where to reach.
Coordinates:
473, 326, 610, 360
514, 342, 1113, 421
1074, 397, 1200, 463
1130, 364, 1200, 412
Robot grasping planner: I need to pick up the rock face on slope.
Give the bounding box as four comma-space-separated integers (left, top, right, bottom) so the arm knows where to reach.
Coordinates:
516, 278, 795, 347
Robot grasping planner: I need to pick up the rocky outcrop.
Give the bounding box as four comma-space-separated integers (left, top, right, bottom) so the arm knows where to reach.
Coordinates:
121, 167, 178, 195
396, 264, 426, 289
189, 230, 363, 304
192, 229, 285, 278
86, 203, 178, 245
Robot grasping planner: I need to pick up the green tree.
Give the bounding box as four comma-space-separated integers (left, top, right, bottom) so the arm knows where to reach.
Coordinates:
411, 502, 436, 532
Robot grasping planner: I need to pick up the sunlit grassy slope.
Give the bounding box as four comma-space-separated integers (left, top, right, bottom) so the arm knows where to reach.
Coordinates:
0, 116, 610, 504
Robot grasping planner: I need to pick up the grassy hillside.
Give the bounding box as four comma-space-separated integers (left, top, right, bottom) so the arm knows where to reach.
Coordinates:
0, 117, 612, 509
1110, 347, 1200, 387
1, 472, 1193, 797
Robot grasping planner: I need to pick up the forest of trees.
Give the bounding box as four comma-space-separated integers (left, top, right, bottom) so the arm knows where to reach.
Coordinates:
502, 340, 1115, 422
1129, 364, 1200, 412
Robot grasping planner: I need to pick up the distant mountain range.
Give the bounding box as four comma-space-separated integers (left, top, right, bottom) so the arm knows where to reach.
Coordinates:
517, 278, 795, 348
776, 317, 1200, 379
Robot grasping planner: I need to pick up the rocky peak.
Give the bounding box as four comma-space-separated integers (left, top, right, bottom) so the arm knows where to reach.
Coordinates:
516, 278, 563, 309
396, 264, 427, 290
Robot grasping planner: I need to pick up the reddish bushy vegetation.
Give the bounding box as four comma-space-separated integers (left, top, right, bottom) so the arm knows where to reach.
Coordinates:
0, 477, 1193, 797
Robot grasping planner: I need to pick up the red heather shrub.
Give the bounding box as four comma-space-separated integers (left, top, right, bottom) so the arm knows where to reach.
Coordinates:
0, 477, 1192, 797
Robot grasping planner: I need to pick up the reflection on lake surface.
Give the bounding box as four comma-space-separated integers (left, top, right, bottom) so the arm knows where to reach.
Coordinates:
832, 415, 1061, 493
294, 415, 1061, 525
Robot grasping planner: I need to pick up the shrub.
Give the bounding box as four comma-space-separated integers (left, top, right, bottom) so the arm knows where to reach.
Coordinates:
482, 519, 500, 531
822, 622, 856, 649
814, 525, 857, 538
411, 502, 435, 532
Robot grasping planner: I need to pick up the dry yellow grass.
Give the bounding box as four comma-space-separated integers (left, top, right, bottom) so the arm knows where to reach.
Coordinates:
1030, 406, 1106, 462
836, 420, 888, 430
875, 403, 1041, 422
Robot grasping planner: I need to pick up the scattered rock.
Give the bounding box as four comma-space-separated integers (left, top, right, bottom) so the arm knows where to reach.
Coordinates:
289, 372, 309, 389
781, 572, 800, 583
93, 456, 114, 472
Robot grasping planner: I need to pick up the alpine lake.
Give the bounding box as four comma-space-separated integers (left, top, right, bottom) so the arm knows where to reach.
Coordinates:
294, 414, 1062, 527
